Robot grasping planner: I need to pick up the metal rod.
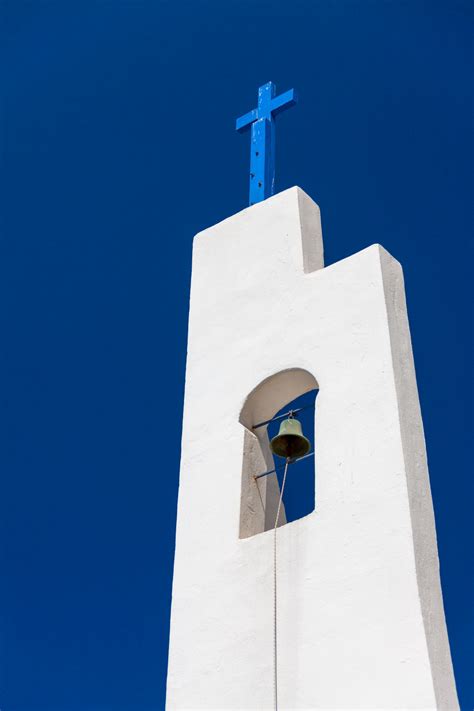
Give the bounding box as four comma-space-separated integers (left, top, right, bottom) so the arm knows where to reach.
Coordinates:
253, 403, 315, 430
254, 451, 315, 480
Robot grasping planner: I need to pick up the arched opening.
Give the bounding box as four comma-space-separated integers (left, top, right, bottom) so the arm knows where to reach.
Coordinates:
239, 368, 318, 539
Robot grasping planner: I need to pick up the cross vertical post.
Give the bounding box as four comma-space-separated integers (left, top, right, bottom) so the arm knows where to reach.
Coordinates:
236, 81, 297, 206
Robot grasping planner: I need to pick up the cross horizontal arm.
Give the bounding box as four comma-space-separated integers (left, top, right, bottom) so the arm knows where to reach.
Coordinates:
236, 108, 258, 133
270, 88, 297, 117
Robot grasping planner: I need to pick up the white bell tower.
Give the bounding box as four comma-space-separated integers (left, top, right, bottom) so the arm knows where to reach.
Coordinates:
166, 187, 458, 710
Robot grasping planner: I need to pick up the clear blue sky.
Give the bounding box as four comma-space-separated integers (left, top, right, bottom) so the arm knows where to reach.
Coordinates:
1, 1, 472, 709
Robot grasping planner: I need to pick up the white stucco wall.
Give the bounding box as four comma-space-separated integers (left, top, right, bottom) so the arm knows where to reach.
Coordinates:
166, 188, 458, 710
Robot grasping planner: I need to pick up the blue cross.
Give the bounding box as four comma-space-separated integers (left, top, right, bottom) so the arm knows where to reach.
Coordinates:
236, 81, 297, 206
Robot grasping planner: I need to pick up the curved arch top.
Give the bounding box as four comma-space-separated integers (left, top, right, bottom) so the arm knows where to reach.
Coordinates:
239, 367, 319, 431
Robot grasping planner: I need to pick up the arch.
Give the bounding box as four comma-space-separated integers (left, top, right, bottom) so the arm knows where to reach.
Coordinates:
239, 368, 319, 539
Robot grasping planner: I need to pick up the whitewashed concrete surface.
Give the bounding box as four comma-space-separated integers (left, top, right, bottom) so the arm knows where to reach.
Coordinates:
166, 187, 458, 710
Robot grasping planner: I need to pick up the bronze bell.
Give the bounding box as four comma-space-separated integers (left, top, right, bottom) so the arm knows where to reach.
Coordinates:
270, 416, 311, 459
